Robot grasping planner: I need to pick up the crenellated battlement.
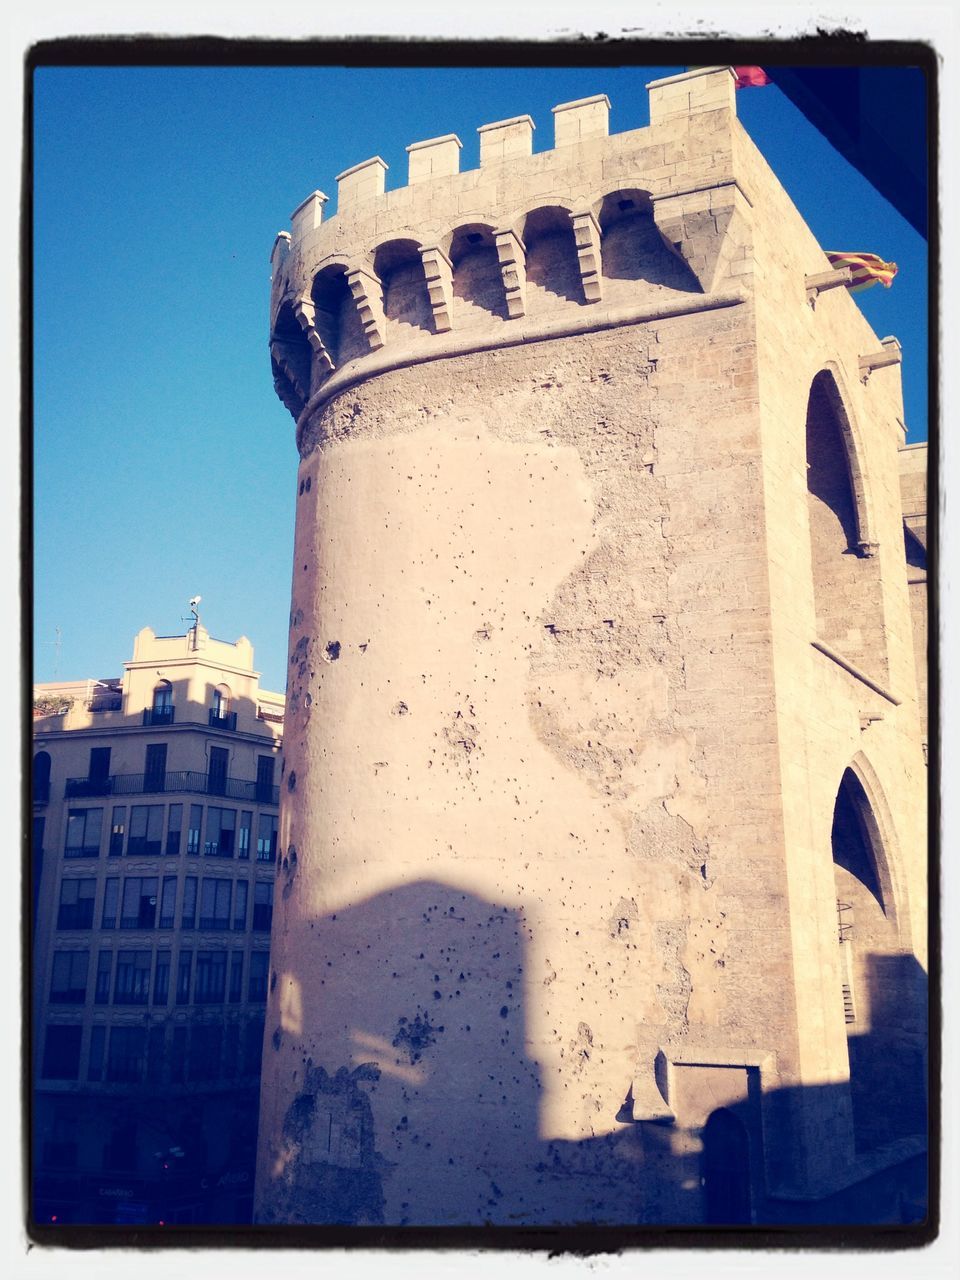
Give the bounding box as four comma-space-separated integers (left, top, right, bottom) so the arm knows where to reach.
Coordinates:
267, 67, 767, 425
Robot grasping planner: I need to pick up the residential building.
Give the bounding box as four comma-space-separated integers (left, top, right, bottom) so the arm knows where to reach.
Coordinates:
32, 622, 283, 1225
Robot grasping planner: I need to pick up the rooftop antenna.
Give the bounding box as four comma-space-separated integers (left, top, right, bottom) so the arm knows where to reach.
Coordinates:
187, 595, 202, 649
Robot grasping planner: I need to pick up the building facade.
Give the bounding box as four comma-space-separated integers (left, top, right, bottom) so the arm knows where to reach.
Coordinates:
32, 623, 283, 1225
255, 66, 929, 1226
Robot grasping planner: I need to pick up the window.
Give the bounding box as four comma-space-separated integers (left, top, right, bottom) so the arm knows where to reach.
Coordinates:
207, 746, 229, 797
88, 1024, 106, 1082
159, 876, 177, 928
57, 878, 95, 929
42, 1108, 78, 1168
256, 755, 275, 804
229, 953, 243, 1003
146, 1024, 165, 1086
195, 951, 227, 1003
42, 1025, 82, 1079
88, 747, 111, 792
256, 814, 278, 863
50, 951, 89, 1003
120, 876, 158, 929
189, 1023, 223, 1081
243, 1015, 265, 1074
187, 805, 203, 856
166, 804, 183, 856
128, 805, 163, 856
114, 950, 151, 1004
238, 811, 252, 859
233, 880, 248, 931
101, 877, 119, 929
33, 752, 51, 806
102, 1119, 138, 1171
154, 950, 171, 1005
148, 680, 174, 726
176, 950, 193, 1005
204, 807, 236, 857
144, 743, 167, 793
181, 876, 197, 928
109, 806, 126, 857
106, 1026, 146, 1082
248, 951, 269, 1001
64, 807, 102, 858
94, 950, 113, 1004
199, 878, 231, 930
210, 685, 236, 730
170, 1026, 187, 1083
253, 881, 273, 931
223, 1022, 239, 1077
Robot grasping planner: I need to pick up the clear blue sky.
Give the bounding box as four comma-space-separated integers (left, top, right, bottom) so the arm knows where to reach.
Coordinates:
32, 63, 928, 693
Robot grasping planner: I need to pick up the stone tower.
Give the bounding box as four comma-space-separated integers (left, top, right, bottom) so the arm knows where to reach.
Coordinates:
256, 67, 928, 1226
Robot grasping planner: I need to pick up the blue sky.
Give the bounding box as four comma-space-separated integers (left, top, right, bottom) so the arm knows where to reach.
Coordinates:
32, 62, 929, 694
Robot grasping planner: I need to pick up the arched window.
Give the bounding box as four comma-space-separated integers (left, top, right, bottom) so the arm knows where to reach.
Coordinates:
374, 238, 432, 340
210, 684, 236, 730
830, 765, 925, 1150
147, 681, 174, 726
805, 369, 887, 682
449, 223, 508, 327
311, 264, 367, 368
520, 205, 581, 313
598, 188, 699, 301
33, 751, 51, 806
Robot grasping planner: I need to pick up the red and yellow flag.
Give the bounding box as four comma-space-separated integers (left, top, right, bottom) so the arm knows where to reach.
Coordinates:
734, 66, 771, 88
825, 251, 898, 293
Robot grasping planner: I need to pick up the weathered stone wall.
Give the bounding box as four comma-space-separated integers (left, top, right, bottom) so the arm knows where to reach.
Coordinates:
256, 66, 927, 1226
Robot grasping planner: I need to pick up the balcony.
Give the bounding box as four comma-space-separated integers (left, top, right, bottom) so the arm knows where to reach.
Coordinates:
142, 706, 175, 726
64, 769, 280, 806
64, 777, 112, 798
208, 709, 238, 731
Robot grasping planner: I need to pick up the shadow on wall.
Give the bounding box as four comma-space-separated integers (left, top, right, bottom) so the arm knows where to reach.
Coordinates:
256, 880, 928, 1229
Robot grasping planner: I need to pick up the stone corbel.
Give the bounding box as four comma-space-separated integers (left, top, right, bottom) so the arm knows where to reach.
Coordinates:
494, 229, 527, 319
805, 267, 852, 308
293, 295, 336, 377
419, 244, 455, 332
345, 264, 386, 351
570, 208, 603, 303
859, 337, 902, 383
651, 181, 752, 295
270, 339, 309, 417
856, 540, 880, 559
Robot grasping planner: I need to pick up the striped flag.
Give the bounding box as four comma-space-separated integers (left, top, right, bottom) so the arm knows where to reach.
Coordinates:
825, 251, 898, 293
734, 66, 771, 88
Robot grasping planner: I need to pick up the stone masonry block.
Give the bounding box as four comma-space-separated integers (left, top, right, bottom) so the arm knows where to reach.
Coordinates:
290, 190, 329, 241
407, 134, 463, 185
335, 156, 388, 211
477, 115, 535, 167
552, 94, 612, 148
646, 66, 737, 126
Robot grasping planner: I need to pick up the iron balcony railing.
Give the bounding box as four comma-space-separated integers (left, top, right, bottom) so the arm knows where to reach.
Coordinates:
208, 709, 238, 731
142, 706, 175, 726
64, 770, 279, 806
63, 777, 112, 797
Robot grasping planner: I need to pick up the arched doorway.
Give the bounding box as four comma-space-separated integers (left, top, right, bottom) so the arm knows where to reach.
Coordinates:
702, 1108, 751, 1224
831, 767, 925, 1150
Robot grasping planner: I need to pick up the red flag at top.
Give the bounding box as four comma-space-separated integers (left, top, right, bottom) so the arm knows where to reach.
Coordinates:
734, 66, 771, 89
